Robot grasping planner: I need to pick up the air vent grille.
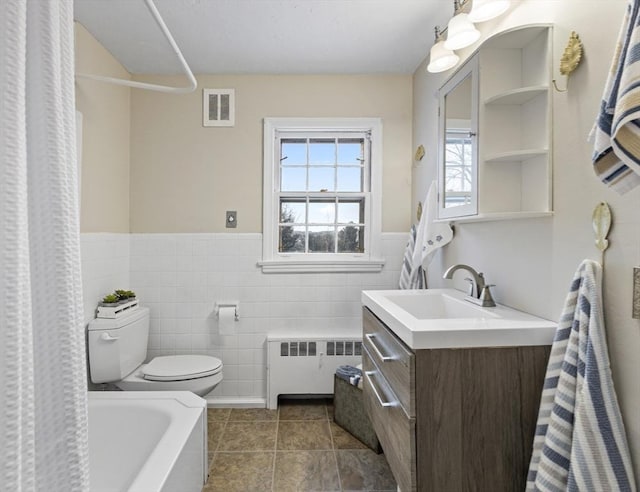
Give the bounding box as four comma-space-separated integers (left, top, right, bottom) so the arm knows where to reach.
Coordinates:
279, 340, 362, 357
203, 88, 235, 127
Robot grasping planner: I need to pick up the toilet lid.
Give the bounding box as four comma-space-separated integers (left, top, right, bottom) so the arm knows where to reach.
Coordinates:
143, 355, 223, 382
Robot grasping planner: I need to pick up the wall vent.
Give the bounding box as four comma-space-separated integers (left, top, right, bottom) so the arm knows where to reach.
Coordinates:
203, 88, 235, 127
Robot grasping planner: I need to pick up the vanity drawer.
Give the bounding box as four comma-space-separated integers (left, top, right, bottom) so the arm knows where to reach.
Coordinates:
363, 348, 416, 492
363, 307, 414, 416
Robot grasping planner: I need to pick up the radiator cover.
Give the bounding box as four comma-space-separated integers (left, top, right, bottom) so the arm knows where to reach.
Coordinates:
266, 335, 362, 409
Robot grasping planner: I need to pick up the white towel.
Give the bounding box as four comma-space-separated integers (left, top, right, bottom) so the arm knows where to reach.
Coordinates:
591, 0, 640, 194
408, 181, 453, 287
527, 260, 636, 492
398, 224, 423, 289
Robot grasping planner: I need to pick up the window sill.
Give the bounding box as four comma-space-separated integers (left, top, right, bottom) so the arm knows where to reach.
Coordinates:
257, 259, 385, 274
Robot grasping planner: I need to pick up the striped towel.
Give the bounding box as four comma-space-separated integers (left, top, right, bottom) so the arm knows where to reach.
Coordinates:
398, 224, 424, 289
527, 260, 636, 492
591, 0, 640, 194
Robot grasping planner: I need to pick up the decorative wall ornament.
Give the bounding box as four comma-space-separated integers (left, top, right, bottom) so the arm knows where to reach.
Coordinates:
553, 31, 583, 92
414, 144, 425, 161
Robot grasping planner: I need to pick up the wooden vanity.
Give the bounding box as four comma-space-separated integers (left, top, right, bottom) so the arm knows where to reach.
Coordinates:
362, 307, 551, 492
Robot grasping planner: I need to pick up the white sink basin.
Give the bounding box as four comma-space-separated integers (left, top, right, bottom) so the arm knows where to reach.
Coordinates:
361, 289, 556, 350
382, 291, 499, 320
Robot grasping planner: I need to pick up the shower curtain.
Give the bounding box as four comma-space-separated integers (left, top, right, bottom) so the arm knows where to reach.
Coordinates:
0, 1, 89, 490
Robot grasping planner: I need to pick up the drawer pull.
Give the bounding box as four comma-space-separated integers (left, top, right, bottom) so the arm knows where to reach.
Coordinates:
365, 370, 397, 408
365, 333, 394, 362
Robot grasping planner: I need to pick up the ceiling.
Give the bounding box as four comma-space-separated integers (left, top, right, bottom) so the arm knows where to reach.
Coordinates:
74, 0, 451, 75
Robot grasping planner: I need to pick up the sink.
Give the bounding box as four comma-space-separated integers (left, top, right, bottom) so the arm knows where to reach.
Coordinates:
361, 288, 556, 350
382, 291, 499, 320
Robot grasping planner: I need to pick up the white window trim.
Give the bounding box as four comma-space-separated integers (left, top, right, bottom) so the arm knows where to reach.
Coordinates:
259, 117, 384, 273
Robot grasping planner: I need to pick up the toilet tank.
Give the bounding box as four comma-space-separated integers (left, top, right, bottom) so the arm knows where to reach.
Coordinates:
87, 307, 150, 383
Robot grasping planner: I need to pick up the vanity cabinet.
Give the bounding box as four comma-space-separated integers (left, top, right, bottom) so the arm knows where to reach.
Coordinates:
438, 25, 553, 223
362, 307, 551, 492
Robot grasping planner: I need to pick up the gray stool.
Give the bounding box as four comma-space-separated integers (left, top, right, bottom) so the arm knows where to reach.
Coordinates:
333, 375, 382, 453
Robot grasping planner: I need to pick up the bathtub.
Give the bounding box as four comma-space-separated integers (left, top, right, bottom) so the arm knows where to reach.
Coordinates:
88, 391, 207, 492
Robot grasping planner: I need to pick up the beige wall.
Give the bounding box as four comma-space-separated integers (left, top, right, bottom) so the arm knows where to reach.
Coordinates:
129, 74, 412, 233
75, 23, 131, 233
413, 1, 640, 480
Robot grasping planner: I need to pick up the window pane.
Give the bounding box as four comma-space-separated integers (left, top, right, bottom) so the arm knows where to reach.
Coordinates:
281, 167, 307, 191
445, 136, 472, 192
337, 200, 364, 224
338, 139, 363, 165
308, 226, 335, 253
308, 200, 335, 224
337, 167, 362, 192
281, 139, 307, 166
308, 167, 335, 192
279, 225, 305, 252
280, 200, 306, 224
337, 225, 364, 253
309, 139, 335, 165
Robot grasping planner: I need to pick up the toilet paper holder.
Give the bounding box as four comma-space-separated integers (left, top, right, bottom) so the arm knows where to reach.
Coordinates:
215, 301, 239, 321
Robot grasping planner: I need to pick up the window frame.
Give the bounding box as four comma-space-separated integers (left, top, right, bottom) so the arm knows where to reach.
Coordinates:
260, 117, 384, 273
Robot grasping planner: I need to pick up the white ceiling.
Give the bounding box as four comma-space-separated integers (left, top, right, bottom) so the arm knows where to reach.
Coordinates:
74, 0, 451, 75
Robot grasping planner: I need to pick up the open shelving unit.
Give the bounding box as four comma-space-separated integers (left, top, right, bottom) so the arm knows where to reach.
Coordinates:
476, 25, 553, 220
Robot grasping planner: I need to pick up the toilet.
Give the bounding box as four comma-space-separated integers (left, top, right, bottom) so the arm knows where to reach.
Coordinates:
87, 307, 223, 396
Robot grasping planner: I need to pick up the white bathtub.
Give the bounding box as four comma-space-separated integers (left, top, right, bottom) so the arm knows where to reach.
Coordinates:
88, 391, 207, 492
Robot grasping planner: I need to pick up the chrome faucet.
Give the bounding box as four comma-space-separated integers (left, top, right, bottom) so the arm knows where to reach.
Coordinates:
443, 264, 496, 307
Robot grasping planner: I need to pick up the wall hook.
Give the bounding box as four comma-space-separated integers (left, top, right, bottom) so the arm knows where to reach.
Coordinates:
592, 201, 612, 267
553, 31, 583, 92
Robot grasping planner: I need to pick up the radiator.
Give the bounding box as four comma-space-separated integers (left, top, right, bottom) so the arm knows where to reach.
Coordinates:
266, 333, 362, 409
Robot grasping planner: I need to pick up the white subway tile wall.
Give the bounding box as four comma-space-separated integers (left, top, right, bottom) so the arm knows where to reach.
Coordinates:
80, 233, 130, 326
81, 232, 406, 402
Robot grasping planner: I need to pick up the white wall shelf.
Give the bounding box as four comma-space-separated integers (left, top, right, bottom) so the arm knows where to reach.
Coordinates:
484, 86, 548, 106
485, 148, 549, 163
436, 211, 554, 224
478, 25, 553, 217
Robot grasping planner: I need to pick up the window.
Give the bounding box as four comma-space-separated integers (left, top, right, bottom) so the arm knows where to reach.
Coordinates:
444, 129, 473, 206
260, 118, 384, 273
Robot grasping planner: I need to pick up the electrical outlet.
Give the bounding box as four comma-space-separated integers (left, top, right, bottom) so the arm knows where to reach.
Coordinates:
226, 211, 237, 228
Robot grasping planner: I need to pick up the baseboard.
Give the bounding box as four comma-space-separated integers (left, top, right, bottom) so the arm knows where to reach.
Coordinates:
206, 396, 266, 408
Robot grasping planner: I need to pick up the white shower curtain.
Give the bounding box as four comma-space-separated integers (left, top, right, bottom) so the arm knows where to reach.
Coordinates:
0, 1, 89, 490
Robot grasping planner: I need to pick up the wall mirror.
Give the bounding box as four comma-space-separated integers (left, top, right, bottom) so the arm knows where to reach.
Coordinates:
437, 55, 478, 219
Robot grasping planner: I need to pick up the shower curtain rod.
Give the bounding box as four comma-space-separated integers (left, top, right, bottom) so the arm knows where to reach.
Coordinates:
75, 0, 197, 94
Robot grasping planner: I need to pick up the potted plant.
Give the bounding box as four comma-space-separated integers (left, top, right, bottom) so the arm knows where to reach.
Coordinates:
101, 293, 120, 306
115, 289, 136, 302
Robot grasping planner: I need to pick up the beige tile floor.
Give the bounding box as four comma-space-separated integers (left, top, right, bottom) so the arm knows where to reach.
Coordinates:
203, 399, 397, 492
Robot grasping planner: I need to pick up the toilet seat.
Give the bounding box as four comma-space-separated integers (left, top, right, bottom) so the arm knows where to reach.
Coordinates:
143, 355, 223, 382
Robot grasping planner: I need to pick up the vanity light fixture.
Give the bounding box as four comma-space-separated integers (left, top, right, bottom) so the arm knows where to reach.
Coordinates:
444, 0, 481, 51
426, 0, 512, 74
427, 27, 460, 73
468, 0, 511, 23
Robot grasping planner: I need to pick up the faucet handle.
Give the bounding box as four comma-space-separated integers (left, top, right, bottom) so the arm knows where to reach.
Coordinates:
479, 284, 496, 307
464, 277, 475, 297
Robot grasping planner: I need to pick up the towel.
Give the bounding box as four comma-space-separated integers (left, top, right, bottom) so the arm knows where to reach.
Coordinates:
398, 224, 424, 289
591, 0, 640, 194
408, 181, 453, 288
335, 365, 362, 387
527, 260, 636, 492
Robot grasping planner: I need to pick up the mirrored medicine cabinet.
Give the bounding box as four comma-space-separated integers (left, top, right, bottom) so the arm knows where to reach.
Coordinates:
436, 25, 553, 222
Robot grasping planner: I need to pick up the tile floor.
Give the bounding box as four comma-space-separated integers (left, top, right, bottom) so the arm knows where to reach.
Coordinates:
203, 399, 397, 492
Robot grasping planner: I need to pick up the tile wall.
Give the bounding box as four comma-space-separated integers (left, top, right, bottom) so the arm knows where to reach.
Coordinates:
81, 232, 407, 404
81, 233, 130, 325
